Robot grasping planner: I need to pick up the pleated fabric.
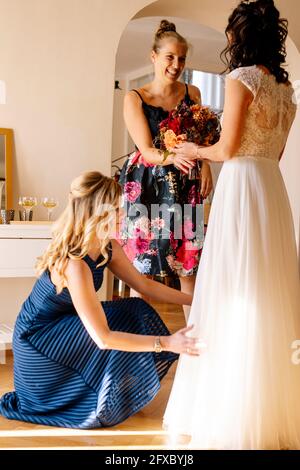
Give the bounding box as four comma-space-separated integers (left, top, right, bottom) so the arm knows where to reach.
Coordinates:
0, 254, 177, 428
163, 156, 300, 449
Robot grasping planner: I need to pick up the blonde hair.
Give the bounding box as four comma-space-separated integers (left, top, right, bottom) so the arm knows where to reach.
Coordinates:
36, 171, 122, 293
152, 19, 188, 53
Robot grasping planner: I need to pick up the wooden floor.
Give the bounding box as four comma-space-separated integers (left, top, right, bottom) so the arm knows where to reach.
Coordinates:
0, 300, 189, 449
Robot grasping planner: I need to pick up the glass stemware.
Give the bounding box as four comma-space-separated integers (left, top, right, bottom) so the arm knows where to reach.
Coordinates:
18, 196, 37, 221
41, 197, 58, 221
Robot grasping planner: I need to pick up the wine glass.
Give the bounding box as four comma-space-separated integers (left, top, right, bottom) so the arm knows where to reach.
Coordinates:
18, 196, 37, 221
41, 197, 58, 221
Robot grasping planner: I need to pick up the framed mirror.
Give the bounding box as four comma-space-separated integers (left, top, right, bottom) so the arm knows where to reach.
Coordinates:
0, 128, 13, 210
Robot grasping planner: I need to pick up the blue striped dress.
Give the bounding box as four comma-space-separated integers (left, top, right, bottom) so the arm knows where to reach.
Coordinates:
0, 250, 177, 428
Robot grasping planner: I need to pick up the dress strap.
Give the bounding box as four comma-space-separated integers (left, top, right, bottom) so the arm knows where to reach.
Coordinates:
184, 83, 190, 100
184, 83, 194, 106
131, 89, 145, 103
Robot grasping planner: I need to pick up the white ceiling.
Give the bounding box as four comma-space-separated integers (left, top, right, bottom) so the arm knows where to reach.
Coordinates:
115, 16, 227, 79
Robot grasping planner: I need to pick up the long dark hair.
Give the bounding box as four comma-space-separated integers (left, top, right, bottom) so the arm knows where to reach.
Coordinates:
221, 0, 289, 83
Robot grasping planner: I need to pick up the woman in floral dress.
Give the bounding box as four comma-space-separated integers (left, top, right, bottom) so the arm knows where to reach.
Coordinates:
119, 20, 213, 320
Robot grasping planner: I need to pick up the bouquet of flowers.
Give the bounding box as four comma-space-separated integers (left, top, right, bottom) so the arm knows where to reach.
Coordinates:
154, 102, 220, 177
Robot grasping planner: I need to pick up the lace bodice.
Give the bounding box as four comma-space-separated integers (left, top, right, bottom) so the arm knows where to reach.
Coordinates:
226, 65, 296, 160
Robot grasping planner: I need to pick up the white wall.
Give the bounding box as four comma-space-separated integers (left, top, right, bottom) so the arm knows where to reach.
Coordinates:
111, 79, 126, 171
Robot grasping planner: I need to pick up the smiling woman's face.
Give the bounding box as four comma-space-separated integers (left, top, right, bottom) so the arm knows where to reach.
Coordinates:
152, 39, 188, 83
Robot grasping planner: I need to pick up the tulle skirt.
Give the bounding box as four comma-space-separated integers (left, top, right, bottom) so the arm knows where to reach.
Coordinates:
163, 156, 300, 450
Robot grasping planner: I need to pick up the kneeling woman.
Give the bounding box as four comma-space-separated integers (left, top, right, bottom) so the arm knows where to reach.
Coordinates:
0, 171, 201, 429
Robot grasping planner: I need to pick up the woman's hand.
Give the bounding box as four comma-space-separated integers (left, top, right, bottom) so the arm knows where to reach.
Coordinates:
173, 142, 199, 160
200, 162, 213, 199
172, 154, 196, 174
163, 325, 206, 356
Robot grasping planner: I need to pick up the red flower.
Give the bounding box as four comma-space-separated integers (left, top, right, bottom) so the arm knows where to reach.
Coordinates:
168, 117, 181, 135
134, 228, 150, 254
175, 241, 199, 271
124, 182, 142, 203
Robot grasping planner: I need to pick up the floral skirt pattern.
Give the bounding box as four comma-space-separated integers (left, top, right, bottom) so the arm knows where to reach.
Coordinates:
118, 152, 205, 278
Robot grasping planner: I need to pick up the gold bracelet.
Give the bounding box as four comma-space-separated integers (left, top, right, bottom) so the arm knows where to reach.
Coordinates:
154, 337, 163, 353
160, 149, 172, 164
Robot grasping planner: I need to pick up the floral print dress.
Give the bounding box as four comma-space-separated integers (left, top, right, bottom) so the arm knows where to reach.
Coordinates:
119, 85, 205, 278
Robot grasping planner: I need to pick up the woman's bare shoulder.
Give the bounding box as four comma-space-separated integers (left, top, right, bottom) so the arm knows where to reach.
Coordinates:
187, 84, 201, 103
49, 258, 89, 290
65, 258, 91, 280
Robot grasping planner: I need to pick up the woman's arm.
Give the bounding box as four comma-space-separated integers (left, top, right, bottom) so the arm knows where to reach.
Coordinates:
64, 258, 201, 354
109, 240, 192, 305
188, 85, 213, 198
200, 162, 213, 198
173, 78, 253, 163
124, 91, 194, 173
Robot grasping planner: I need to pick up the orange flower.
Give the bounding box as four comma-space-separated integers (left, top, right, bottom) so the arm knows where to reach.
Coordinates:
190, 104, 201, 113
164, 130, 178, 150
164, 130, 187, 150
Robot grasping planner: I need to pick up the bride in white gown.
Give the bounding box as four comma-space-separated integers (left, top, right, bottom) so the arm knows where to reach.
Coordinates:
164, 0, 300, 450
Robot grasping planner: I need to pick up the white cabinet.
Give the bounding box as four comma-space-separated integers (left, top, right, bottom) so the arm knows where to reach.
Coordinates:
0, 223, 52, 277
0, 223, 52, 349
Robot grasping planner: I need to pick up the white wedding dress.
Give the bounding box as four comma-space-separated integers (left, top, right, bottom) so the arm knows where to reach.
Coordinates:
164, 65, 300, 450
